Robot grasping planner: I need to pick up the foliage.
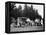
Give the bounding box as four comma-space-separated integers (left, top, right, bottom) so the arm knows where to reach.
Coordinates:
10, 4, 42, 21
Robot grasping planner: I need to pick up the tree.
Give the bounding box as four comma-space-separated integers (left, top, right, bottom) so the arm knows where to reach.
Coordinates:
11, 3, 15, 10
23, 4, 28, 17
18, 5, 22, 10
18, 5, 23, 17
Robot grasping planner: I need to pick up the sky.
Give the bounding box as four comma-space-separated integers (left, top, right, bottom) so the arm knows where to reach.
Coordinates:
14, 3, 43, 18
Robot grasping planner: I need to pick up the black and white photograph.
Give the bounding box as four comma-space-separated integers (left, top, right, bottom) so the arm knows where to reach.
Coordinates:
5, 2, 45, 33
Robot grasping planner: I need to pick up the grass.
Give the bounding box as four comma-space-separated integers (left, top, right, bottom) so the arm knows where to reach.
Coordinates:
10, 25, 43, 32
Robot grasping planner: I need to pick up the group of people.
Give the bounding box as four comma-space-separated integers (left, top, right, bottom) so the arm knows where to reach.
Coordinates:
10, 17, 43, 28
